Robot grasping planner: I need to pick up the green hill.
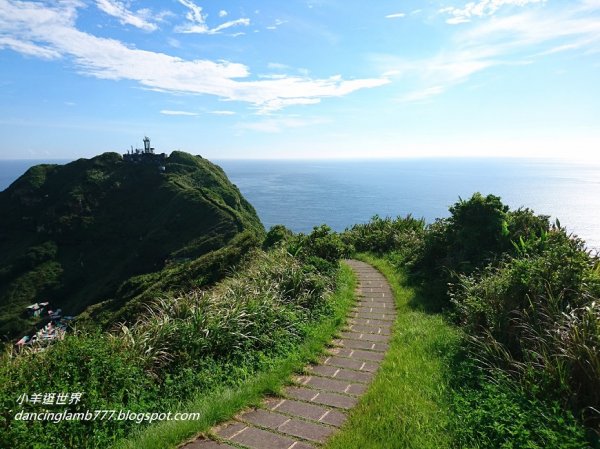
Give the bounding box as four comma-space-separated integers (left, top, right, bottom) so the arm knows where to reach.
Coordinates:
0, 151, 264, 339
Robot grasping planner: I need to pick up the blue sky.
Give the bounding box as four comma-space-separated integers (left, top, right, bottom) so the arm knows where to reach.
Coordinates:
0, 0, 599, 159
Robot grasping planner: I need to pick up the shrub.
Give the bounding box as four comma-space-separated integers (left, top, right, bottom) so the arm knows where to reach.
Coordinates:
289, 225, 352, 265
341, 214, 425, 260
414, 194, 556, 309
263, 225, 293, 249
451, 228, 600, 428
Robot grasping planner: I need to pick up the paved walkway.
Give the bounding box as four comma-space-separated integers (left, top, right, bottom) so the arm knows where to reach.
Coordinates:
180, 260, 396, 449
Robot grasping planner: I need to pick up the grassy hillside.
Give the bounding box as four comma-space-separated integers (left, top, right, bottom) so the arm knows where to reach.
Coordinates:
0, 151, 264, 339
0, 227, 349, 449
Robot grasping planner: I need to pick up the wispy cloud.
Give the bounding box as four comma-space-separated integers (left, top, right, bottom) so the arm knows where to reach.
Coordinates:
0, 36, 60, 59
95, 0, 158, 31
175, 0, 250, 34
266, 18, 287, 30
209, 110, 236, 115
379, 1, 600, 101
385, 12, 405, 19
160, 109, 199, 116
0, 1, 388, 113
440, 0, 546, 25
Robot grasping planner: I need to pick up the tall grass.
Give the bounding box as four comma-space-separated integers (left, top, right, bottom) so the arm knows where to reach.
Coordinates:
451, 230, 600, 431
112, 262, 357, 449
0, 247, 340, 449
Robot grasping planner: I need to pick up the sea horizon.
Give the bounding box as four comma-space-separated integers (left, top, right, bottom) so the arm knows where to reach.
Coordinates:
2, 156, 599, 251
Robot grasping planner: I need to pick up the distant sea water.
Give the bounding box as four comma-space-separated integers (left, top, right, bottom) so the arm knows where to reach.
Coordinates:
1, 158, 599, 251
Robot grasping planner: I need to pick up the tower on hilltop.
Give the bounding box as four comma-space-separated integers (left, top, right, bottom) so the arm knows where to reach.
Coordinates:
123, 136, 166, 169
143, 136, 153, 154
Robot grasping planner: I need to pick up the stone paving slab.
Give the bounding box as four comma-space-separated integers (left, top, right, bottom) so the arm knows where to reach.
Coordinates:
295, 374, 367, 396
278, 418, 335, 443
307, 364, 375, 384
239, 409, 290, 429
183, 440, 238, 449
348, 324, 391, 335
329, 347, 386, 362
284, 386, 359, 409
332, 338, 389, 352
230, 426, 297, 449
238, 408, 335, 444
181, 259, 395, 449
349, 311, 395, 321
322, 355, 379, 372
350, 317, 395, 327
339, 331, 389, 342
354, 306, 392, 313
347, 320, 393, 331
263, 397, 348, 428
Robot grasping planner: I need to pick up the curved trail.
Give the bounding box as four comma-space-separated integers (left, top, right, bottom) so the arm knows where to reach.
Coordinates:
181, 259, 396, 449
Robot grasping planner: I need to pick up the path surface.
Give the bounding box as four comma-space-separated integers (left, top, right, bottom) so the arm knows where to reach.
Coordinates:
180, 260, 396, 449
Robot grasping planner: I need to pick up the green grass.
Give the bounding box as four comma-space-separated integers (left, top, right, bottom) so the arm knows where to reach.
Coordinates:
0, 151, 264, 338
110, 262, 357, 449
325, 254, 461, 449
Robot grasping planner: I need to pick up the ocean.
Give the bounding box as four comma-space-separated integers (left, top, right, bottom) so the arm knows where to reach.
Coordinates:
2, 158, 599, 251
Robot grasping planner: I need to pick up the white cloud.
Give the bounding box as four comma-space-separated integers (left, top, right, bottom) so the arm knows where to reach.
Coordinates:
160, 109, 199, 116
218, 9, 227, 17
209, 110, 236, 115
379, 1, 600, 101
440, 0, 546, 25
0, 0, 388, 113
95, 0, 158, 31
175, 0, 250, 34
0, 36, 60, 59
385, 12, 405, 19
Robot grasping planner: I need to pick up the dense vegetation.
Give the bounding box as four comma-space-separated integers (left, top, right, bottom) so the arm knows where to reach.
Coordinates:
0, 151, 263, 339
2, 153, 598, 449
340, 193, 599, 447
0, 224, 350, 449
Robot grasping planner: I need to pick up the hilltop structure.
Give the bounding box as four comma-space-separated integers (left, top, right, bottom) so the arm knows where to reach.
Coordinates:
0, 150, 263, 339
123, 136, 167, 170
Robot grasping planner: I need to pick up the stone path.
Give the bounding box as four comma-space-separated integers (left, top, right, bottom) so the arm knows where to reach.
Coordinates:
180, 260, 395, 449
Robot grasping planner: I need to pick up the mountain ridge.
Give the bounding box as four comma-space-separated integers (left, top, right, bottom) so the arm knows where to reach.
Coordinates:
0, 150, 264, 339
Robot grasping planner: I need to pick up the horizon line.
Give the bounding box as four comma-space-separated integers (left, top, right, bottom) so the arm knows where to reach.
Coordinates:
0, 154, 583, 162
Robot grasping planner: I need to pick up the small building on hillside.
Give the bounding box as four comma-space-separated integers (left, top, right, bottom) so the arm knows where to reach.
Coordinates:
123, 136, 167, 170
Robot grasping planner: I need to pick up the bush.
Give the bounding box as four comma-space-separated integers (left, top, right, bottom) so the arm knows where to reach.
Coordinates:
263, 225, 293, 249
414, 194, 555, 309
289, 225, 352, 265
451, 228, 600, 428
341, 214, 425, 261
